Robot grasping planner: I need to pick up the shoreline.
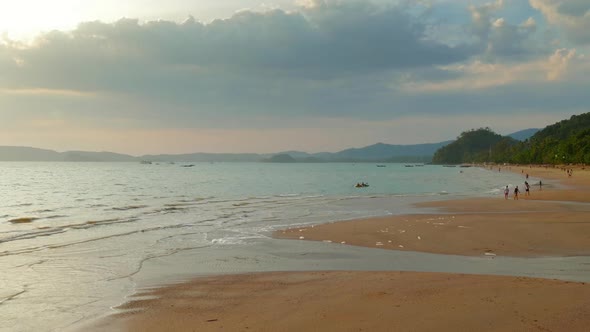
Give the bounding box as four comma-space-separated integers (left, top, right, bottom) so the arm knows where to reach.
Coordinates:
276, 165, 590, 257
90, 165, 590, 331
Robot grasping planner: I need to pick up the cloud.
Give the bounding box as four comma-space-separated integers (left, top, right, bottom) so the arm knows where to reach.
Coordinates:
530, 0, 590, 44
402, 47, 583, 93
546, 48, 577, 80
1, 2, 468, 90
469, 0, 505, 41
468, 0, 543, 60
0, 0, 587, 154
0, 1, 480, 127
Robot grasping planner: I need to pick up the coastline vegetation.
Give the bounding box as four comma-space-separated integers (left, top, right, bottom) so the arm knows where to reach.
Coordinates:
433, 112, 590, 165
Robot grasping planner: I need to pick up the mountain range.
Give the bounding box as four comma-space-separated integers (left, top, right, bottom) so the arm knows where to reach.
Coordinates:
0, 129, 538, 163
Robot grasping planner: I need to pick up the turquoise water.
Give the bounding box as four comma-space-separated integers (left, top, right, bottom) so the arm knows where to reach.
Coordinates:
1, 162, 576, 332
0, 162, 524, 240
0, 162, 520, 225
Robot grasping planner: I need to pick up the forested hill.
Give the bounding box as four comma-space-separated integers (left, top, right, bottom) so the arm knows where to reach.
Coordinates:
512, 113, 590, 164
432, 128, 517, 164
432, 112, 590, 165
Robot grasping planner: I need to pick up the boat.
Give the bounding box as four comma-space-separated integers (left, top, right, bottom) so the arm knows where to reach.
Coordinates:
404, 165, 414, 167
355, 183, 369, 188
140, 160, 152, 165
376, 165, 386, 167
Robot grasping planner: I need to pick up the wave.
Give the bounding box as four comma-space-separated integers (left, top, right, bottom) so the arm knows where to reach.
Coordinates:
43, 215, 69, 220
88, 204, 108, 208
7, 217, 38, 224
8, 203, 33, 208
0, 215, 219, 257
152, 206, 189, 214
111, 205, 148, 211
0, 289, 27, 305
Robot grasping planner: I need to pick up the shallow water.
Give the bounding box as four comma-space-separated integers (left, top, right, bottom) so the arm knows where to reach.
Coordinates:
1, 162, 575, 332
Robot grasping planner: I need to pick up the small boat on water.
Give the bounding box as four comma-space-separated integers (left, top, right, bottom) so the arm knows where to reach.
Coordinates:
376, 165, 386, 167
355, 183, 369, 188
140, 160, 152, 165
404, 165, 414, 167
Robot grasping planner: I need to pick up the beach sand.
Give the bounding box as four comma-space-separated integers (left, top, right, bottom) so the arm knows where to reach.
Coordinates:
276, 166, 590, 257
97, 272, 590, 332
95, 166, 590, 331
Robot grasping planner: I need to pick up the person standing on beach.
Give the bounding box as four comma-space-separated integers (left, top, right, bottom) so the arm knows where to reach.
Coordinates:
525, 181, 530, 196
504, 186, 509, 200
514, 186, 519, 200
539, 180, 542, 190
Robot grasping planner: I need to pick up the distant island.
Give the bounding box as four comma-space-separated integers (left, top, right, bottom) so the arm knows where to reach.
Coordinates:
0, 142, 452, 163
263, 154, 297, 163
0, 128, 541, 163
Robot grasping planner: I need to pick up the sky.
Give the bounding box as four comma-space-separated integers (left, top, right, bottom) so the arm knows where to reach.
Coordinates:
0, 0, 589, 155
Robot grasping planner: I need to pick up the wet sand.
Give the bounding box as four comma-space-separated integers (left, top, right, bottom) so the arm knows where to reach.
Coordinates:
96, 166, 590, 331
97, 272, 590, 332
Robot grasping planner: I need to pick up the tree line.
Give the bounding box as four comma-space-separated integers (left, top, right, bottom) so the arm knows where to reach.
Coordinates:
432, 113, 590, 165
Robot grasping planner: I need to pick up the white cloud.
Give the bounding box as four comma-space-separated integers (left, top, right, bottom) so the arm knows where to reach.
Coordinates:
468, 0, 542, 60
401, 47, 585, 92
530, 0, 590, 44
521, 17, 536, 29
546, 48, 576, 80
493, 18, 506, 28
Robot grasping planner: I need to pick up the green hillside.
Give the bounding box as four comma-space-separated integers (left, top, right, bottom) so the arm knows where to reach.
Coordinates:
433, 112, 590, 165
432, 128, 517, 164
512, 113, 590, 164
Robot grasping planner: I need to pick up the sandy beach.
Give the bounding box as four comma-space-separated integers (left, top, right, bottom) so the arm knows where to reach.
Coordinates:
97, 271, 590, 332
96, 166, 590, 331
276, 165, 590, 257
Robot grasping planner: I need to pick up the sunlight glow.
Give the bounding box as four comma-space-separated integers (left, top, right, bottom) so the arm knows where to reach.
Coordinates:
0, 1, 94, 39
0, 0, 296, 40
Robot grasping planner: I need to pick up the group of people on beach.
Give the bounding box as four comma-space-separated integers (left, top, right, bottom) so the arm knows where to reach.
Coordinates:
504, 179, 539, 200
504, 185, 519, 200
504, 184, 528, 200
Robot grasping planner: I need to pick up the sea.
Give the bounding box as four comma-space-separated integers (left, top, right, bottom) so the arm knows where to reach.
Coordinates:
1, 162, 589, 331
